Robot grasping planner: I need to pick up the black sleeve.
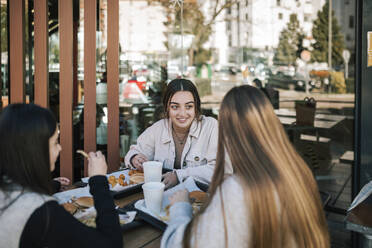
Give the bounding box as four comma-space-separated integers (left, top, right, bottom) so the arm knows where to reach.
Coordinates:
20, 176, 123, 248
51, 179, 61, 193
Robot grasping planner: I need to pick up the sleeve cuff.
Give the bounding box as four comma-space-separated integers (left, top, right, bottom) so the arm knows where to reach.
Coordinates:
175, 169, 186, 183
88, 175, 109, 194
124, 150, 137, 168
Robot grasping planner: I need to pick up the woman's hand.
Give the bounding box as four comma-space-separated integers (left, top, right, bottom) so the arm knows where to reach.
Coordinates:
53, 177, 71, 191
88, 151, 107, 177
162, 171, 179, 189
169, 189, 190, 205
53, 177, 70, 186
131, 153, 148, 170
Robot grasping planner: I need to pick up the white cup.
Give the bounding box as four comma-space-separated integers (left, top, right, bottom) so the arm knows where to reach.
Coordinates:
143, 161, 163, 183
142, 182, 165, 214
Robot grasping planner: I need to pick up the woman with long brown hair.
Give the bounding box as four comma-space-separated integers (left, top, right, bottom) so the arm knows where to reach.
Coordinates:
125, 79, 218, 188
161, 85, 329, 247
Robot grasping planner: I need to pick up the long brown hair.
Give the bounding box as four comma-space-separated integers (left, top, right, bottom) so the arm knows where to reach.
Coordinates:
184, 85, 329, 247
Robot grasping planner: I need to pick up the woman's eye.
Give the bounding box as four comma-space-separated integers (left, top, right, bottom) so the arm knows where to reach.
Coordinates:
186, 105, 193, 110
171, 105, 178, 110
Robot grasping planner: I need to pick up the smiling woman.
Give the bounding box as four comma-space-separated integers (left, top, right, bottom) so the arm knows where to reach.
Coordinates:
124, 79, 219, 189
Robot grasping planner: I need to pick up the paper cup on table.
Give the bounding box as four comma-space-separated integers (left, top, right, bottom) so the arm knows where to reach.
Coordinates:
142, 182, 165, 214
143, 161, 163, 183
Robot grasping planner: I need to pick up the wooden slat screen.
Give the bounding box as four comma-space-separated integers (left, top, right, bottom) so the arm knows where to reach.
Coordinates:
9, 0, 25, 103
107, 0, 120, 172
34, 0, 49, 108
7, 0, 122, 180
59, 0, 74, 181
83, 0, 97, 176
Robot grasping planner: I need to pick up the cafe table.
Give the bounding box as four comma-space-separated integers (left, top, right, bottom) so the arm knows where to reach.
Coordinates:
345, 202, 372, 247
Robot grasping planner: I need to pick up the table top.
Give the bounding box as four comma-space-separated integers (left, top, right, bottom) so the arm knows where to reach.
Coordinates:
345, 203, 372, 236
275, 108, 344, 130
340, 151, 354, 164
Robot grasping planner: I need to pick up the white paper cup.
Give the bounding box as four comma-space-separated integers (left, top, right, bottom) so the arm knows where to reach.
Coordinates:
142, 182, 165, 214
143, 161, 163, 183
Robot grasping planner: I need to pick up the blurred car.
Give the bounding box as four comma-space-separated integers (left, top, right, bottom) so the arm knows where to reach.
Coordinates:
213, 64, 241, 82
267, 72, 312, 91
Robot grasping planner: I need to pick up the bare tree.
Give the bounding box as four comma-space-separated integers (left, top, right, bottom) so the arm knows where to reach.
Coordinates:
148, 0, 241, 66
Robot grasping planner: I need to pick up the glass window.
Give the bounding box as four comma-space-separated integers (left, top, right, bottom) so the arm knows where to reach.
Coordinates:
3, 1, 356, 245
0, 0, 8, 110
349, 15, 354, 28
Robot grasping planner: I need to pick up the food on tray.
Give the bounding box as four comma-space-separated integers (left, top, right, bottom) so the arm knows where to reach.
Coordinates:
159, 191, 208, 222
79, 215, 129, 228
76, 150, 89, 158
61, 196, 93, 216
80, 217, 96, 227
129, 174, 144, 184
62, 202, 78, 215
107, 173, 133, 188
108, 175, 117, 188
118, 177, 127, 186
189, 191, 208, 204
75, 196, 94, 208
128, 169, 144, 176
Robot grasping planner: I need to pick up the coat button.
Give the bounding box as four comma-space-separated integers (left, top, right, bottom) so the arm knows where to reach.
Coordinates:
194, 156, 199, 161
183, 161, 186, 166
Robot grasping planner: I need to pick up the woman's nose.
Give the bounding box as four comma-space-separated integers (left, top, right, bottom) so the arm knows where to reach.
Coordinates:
178, 107, 186, 115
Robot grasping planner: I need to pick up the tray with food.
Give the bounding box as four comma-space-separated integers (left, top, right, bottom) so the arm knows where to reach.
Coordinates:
81, 169, 145, 199
54, 190, 140, 230
134, 177, 208, 231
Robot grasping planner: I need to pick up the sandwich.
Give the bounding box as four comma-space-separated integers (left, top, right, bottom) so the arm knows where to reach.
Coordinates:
62, 202, 78, 215
189, 191, 208, 204
129, 174, 144, 184
75, 196, 94, 208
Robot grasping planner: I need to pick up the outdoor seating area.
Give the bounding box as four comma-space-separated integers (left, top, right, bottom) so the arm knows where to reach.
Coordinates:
2, 0, 372, 247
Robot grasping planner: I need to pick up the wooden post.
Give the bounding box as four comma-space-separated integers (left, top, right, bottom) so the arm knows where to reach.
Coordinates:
84, 0, 97, 176
59, 0, 74, 181
34, 0, 49, 108
9, 0, 25, 103
107, 0, 120, 172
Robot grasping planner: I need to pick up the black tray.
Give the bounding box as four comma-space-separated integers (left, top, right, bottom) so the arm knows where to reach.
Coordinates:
134, 179, 209, 231
117, 202, 147, 231
75, 180, 144, 200
111, 183, 143, 199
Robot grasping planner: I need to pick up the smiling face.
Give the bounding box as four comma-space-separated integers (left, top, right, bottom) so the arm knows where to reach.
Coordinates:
49, 128, 62, 171
168, 91, 196, 131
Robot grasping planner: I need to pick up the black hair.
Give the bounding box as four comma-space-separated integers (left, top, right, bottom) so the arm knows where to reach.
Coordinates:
0, 103, 57, 195
162, 78, 201, 119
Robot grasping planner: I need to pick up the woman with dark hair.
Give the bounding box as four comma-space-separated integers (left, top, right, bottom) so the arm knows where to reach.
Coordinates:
161, 85, 330, 247
125, 78, 218, 188
0, 103, 122, 248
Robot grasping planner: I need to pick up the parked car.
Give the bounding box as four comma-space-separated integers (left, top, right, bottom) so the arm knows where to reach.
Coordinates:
267, 72, 311, 91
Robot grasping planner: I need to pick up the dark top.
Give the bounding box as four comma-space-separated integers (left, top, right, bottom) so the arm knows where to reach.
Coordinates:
19, 176, 123, 248
52, 180, 61, 193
